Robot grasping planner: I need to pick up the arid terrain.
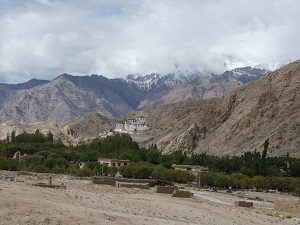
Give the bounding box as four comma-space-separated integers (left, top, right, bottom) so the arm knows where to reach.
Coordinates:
131, 60, 300, 156
0, 170, 299, 225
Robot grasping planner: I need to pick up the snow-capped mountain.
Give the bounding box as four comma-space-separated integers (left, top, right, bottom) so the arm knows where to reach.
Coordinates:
223, 55, 250, 70
126, 66, 267, 91
221, 66, 269, 83
126, 70, 205, 91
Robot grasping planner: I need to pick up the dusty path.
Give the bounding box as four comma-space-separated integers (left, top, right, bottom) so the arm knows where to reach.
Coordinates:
0, 171, 299, 225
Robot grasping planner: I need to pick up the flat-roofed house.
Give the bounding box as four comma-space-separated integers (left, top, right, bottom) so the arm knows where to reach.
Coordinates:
172, 164, 208, 175
98, 158, 130, 168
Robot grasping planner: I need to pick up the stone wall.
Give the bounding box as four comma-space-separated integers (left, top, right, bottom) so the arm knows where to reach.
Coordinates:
93, 176, 152, 183
117, 182, 150, 189
235, 201, 253, 208
156, 186, 178, 194
171, 189, 193, 198
93, 178, 116, 186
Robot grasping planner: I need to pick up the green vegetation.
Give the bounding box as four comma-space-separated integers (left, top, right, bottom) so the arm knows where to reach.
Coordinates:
0, 131, 300, 196
122, 163, 194, 182
198, 172, 300, 196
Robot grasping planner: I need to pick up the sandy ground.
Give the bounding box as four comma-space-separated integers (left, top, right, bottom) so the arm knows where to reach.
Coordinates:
0, 171, 299, 225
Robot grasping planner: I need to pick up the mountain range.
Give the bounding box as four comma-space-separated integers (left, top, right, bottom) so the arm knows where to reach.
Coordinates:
0, 61, 299, 157
0, 66, 267, 124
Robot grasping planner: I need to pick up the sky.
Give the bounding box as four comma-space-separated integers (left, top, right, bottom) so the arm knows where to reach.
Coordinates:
0, 0, 300, 83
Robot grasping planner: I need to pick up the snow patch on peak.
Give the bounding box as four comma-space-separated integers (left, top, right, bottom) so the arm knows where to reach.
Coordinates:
125, 70, 202, 90
224, 56, 250, 71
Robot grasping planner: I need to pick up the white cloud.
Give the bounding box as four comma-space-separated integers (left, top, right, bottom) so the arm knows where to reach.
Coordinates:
0, 0, 299, 83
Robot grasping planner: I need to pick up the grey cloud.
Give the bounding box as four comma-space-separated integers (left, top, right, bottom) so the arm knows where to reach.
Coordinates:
0, 0, 299, 83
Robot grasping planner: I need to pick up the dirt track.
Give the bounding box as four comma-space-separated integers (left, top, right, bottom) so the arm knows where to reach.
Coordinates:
0, 171, 299, 225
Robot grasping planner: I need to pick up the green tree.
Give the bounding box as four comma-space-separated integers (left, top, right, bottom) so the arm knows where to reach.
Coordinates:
290, 161, 300, 177
11, 130, 16, 142
260, 139, 269, 175
46, 131, 54, 143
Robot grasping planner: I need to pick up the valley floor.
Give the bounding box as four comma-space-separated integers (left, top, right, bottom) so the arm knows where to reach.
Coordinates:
0, 171, 299, 225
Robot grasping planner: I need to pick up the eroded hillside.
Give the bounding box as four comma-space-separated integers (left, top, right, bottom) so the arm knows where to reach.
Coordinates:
132, 60, 300, 157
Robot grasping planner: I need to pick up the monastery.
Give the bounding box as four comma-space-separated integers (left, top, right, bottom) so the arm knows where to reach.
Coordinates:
114, 116, 150, 134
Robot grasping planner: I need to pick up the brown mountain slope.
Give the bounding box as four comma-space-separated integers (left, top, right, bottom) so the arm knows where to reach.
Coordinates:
0, 112, 116, 144
64, 112, 115, 139
0, 75, 136, 125
0, 121, 78, 145
137, 75, 242, 109
132, 60, 300, 157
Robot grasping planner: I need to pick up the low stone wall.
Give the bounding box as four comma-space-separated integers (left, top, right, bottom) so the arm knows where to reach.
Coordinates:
171, 189, 193, 198
92, 178, 116, 186
156, 186, 178, 194
235, 201, 253, 208
93, 176, 152, 184
117, 182, 150, 189
32, 182, 66, 190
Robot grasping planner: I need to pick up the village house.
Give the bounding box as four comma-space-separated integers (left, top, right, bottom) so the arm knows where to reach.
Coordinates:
172, 164, 208, 175
98, 158, 130, 168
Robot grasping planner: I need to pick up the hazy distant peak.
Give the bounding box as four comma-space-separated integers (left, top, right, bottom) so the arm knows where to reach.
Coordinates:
0, 78, 49, 90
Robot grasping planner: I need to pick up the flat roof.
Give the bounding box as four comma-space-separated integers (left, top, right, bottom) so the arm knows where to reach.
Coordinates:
172, 164, 208, 170
98, 158, 130, 163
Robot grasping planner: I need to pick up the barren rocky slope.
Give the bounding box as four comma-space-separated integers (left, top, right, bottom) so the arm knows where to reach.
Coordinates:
65, 112, 115, 139
132, 60, 300, 157
0, 112, 116, 144
0, 121, 78, 145
0, 75, 138, 124
137, 75, 242, 109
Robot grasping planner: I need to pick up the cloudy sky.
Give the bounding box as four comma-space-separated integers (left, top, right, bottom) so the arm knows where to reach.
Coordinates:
0, 0, 299, 83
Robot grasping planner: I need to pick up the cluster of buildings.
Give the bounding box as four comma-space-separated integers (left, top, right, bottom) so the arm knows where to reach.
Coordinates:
114, 116, 150, 134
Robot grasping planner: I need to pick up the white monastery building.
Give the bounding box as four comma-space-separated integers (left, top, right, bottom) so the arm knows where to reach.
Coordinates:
114, 116, 150, 134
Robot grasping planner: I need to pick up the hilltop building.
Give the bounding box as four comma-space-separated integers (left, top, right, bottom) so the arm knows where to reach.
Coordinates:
114, 116, 150, 134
